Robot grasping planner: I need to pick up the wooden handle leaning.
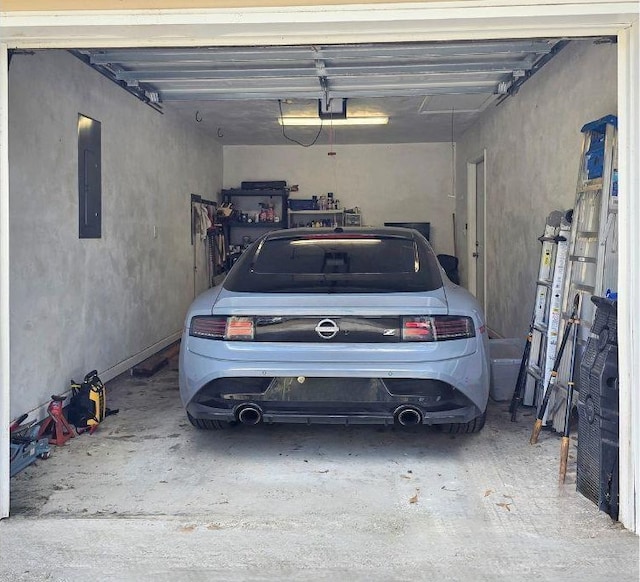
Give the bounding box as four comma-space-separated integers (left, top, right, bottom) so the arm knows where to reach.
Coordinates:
559, 437, 570, 484
530, 419, 543, 445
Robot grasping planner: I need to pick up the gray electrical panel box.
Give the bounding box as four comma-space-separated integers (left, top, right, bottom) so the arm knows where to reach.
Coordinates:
78, 114, 101, 239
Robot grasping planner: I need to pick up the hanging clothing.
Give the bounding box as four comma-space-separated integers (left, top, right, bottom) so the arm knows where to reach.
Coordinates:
193, 202, 212, 241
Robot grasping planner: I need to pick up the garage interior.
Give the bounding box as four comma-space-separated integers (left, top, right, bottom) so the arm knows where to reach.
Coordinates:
1, 2, 639, 578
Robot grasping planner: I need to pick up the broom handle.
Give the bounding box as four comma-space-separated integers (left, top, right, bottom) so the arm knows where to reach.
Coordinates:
530, 293, 580, 444
559, 296, 582, 483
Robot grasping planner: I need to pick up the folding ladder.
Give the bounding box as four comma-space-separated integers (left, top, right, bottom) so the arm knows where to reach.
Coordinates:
546, 115, 618, 427
523, 211, 570, 407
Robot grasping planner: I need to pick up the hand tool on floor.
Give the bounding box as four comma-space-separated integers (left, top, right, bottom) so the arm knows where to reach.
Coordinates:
559, 295, 581, 484
530, 293, 581, 445
509, 311, 535, 422
10, 414, 51, 477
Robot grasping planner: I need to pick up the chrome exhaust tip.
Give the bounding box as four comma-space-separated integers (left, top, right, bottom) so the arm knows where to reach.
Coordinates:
395, 406, 423, 426
237, 405, 263, 426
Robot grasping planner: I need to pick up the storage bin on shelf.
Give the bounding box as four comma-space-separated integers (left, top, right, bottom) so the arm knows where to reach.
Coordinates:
289, 199, 318, 211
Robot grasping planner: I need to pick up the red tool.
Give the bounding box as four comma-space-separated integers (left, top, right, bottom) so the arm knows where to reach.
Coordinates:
37, 395, 75, 446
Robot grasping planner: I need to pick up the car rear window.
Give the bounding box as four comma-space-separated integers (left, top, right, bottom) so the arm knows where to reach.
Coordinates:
224, 232, 443, 293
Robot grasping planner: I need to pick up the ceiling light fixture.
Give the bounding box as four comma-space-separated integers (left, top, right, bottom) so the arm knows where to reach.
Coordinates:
278, 116, 389, 127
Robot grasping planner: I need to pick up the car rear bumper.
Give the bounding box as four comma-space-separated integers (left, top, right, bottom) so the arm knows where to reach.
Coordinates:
182, 371, 487, 427
186, 400, 480, 426
181, 339, 488, 407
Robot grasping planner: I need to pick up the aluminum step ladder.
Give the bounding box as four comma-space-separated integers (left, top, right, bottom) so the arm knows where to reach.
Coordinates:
523, 211, 571, 407
546, 115, 618, 427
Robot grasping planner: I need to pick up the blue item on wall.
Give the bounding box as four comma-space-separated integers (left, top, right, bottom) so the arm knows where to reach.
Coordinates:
581, 115, 618, 180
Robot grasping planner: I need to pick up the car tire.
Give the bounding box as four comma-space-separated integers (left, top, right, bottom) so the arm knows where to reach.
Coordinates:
187, 412, 228, 430
439, 410, 487, 434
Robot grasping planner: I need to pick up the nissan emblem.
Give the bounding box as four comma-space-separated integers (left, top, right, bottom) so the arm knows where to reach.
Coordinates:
315, 318, 340, 340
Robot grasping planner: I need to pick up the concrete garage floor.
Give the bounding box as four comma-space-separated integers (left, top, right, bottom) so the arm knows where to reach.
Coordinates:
2, 366, 638, 581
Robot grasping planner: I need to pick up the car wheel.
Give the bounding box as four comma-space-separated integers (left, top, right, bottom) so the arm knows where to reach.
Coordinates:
439, 410, 487, 434
187, 412, 228, 430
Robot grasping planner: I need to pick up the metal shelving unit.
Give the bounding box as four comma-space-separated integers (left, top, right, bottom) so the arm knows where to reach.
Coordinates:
221, 188, 289, 267
288, 209, 344, 228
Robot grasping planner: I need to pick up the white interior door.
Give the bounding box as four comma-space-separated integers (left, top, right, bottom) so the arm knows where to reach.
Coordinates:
467, 151, 487, 314
475, 158, 486, 311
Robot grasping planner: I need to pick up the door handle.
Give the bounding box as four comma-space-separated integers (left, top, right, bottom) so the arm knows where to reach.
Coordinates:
472, 252, 479, 258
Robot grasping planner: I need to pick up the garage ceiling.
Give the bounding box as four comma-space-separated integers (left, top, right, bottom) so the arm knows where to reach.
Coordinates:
74, 39, 566, 145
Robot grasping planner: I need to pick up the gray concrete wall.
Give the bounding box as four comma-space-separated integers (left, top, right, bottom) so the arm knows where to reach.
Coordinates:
223, 143, 456, 255
8, 50, 222, 417
455, 40, 617, 338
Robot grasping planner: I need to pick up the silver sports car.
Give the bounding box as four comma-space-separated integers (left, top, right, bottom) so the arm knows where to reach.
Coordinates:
179, 227, 489, 433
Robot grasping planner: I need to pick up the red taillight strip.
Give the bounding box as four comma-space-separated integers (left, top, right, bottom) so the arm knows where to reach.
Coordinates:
291, 234, 382, 240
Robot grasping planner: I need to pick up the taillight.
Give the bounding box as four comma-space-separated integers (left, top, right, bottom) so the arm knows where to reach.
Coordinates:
189, 316, 254, 341
226, 316, 254, 340
433, 316, 475, 339
402, 317, 435, 341
401, 316, 475, 342
190, 316, 227, 339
